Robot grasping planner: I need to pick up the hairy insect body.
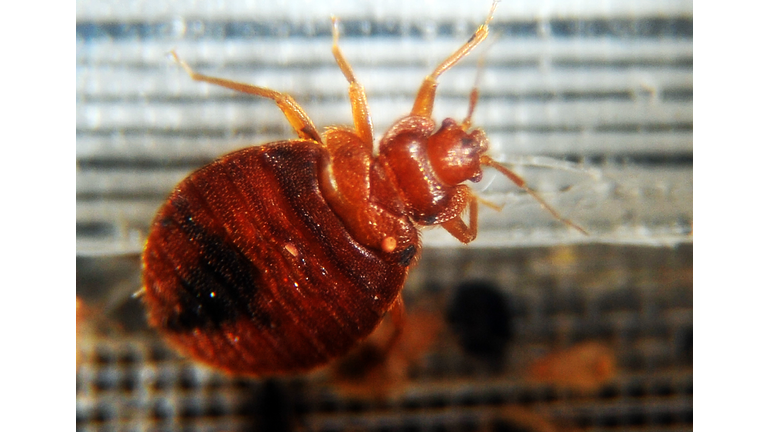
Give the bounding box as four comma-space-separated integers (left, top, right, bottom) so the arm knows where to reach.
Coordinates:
143, 142, 408, 374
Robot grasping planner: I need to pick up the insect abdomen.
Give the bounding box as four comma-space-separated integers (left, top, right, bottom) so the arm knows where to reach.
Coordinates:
142, 141, 406, 375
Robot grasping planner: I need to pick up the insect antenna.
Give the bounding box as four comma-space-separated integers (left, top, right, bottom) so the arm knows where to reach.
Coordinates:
456, 16, 588, 236
461, 33, 499, 131
480, 156, 589, 235
455, 26, 586, 235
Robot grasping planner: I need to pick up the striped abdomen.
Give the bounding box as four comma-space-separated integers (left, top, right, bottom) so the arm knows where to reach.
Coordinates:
142, 141, 408, 375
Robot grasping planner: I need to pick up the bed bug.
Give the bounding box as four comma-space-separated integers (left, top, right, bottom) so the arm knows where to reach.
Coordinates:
142, 2, 585, 376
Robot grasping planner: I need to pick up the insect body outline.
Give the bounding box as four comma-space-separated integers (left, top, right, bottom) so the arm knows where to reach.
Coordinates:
142, 2, 584, 376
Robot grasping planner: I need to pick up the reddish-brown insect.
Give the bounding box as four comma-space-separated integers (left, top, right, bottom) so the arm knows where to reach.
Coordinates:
142, 3, 584, 376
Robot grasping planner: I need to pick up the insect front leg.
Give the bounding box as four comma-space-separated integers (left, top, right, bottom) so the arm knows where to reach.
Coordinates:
440, 193, 479, 244
169, 51, 323, 143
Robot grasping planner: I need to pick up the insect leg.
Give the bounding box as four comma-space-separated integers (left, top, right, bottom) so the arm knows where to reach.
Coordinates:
331, 17, 375, 152
169, 51, 323, 143
410, 1, 498, 118
440, 193, 479, 243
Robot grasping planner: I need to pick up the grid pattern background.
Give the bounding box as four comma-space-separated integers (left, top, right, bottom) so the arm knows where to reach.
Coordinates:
77, 245, 692, 431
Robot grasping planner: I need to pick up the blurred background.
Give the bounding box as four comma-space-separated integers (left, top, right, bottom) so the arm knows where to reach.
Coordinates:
76, 0, 693, 430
